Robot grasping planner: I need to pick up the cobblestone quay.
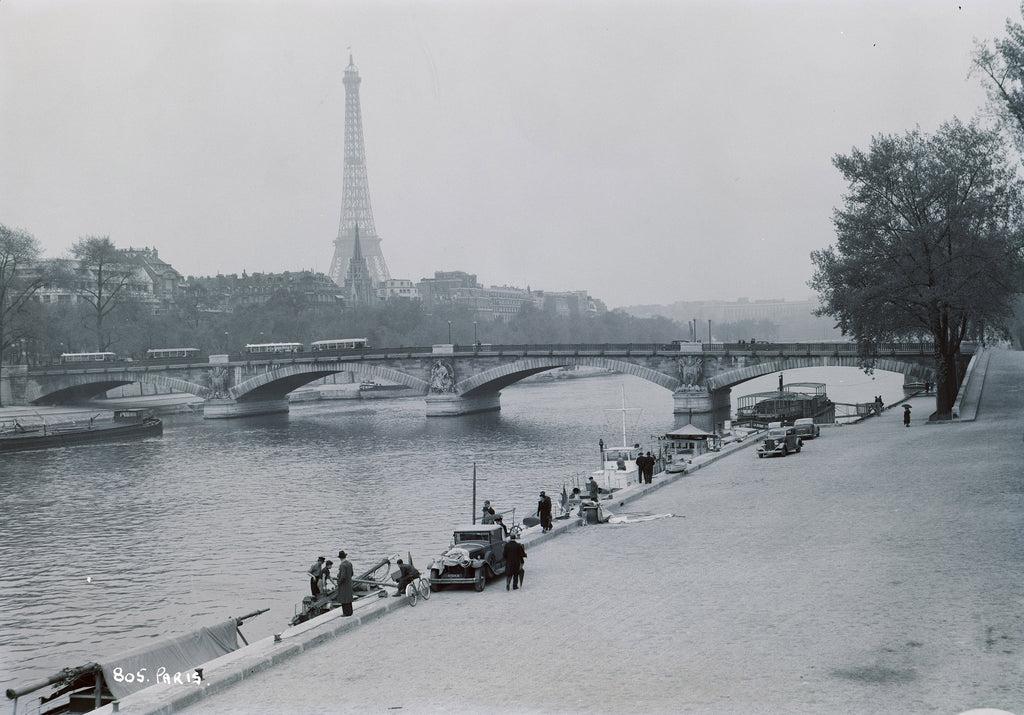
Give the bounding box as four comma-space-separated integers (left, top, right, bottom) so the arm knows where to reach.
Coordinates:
165, 351, 1022, 714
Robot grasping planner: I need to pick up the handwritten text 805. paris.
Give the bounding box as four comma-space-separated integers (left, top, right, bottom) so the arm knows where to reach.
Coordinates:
110, 667, 202, 686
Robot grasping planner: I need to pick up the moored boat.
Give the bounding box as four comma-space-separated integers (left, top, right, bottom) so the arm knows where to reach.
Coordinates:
0, 409, 162, 453
592, 386, 645, 491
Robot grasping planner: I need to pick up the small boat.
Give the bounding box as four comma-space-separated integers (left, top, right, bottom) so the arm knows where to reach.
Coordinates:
5, 609, 266, 715
0, 409, 162, 453
592, 386, 644, 491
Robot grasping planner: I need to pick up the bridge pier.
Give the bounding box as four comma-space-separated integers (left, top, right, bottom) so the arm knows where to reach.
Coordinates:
673, 387, 731, 433
425, 392, 501, 417
203, 398, 290, 419
1, 364, 28, 406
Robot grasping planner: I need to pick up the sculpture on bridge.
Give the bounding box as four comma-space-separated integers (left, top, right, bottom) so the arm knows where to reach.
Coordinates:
429, 360, 456, 394
677, 357, 704, 387
207, 366, 231, 398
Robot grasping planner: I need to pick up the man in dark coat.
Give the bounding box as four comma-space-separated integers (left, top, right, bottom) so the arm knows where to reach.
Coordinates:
504, 534, 527, 590
393, 558, 420, 597
334, 549, 354, 616
537, 491, 553, 532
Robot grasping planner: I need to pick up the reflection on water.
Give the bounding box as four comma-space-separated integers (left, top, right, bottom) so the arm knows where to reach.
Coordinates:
0, 367, 905, 699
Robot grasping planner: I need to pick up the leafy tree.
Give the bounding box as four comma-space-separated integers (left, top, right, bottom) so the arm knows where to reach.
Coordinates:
811, 119, 1024, 418
973, 3, 1024, 151
69, 236, 138, 351
0, 224, 47, 403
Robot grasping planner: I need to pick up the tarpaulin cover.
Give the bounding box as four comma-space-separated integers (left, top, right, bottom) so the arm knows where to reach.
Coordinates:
99, 619, 239, 698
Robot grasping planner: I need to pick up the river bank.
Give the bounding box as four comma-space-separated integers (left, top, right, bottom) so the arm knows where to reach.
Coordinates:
67, 349, 1023, 714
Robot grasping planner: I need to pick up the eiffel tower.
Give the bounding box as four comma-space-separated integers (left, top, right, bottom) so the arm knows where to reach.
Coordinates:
328, 53, 391, 287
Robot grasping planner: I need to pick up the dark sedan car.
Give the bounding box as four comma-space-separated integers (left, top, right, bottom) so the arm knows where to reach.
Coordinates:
428, 524, 507, 592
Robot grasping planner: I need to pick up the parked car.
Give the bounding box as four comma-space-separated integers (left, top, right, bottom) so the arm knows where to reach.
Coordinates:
792, 418, 820, 439
757, 427, 802, 458
428, 524, 507, 592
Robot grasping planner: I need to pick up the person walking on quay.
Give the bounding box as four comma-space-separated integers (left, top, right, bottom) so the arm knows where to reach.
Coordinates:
334, 550, 354, 616
903, 404, 912, 428
308, 556, 325, 596
504, 533, 527, 590
587, 475, 600, 502
644, 451, 655, 483
537, 491, 553, 533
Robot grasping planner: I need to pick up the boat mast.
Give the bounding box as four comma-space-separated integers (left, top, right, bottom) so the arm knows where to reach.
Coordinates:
609, 384, 642, 448
620, 385, 628, 448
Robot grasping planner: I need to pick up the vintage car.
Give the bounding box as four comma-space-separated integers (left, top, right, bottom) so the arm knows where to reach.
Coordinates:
792, 418, 821, 439
756, 427, 802, 458
428, 524, 507, 592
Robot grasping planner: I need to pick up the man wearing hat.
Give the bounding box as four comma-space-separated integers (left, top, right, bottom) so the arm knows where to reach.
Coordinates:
504, 532, 527, 591
308, 556, 326, 596
536, 491, 553, 533
333, 550, 354, 616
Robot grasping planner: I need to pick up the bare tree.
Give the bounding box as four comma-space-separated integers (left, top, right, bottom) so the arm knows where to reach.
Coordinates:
973, 4, 1024, 151
70, 236, 139, 352
0, 224, 48, 405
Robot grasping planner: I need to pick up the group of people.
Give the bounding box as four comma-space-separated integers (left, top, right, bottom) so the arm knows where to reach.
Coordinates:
307, 551, 423, 613
872, 395, 885, 414
306, 550, 355, 616
635, 451, 656, 484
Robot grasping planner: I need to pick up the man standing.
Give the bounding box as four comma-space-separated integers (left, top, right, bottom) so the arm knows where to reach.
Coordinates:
645, 451, 655, 483
587, 475, 600, 502
504, 533, 527, 590
903, 404, 912, 428
537, 491, 553, 533
308, 556, 325, 596
334, 550, 354, 616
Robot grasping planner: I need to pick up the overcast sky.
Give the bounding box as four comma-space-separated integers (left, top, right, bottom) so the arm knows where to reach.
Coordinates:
1, 0, 1020, 309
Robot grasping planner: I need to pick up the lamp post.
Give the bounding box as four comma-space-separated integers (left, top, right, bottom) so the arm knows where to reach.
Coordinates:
447, 321, 452, 344
473, 321, 478, 346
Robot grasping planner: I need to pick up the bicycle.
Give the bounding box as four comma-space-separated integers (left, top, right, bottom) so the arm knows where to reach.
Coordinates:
402, 576, 431, 606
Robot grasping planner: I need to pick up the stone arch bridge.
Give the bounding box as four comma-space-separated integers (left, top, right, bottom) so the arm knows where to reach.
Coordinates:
7, 342, 961, 431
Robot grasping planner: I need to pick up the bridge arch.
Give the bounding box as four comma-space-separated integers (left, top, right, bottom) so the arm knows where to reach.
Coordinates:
228, 363, 429, 401
705, 356, 936, 391
26, 372, 210, 405
458, 356, 681, 397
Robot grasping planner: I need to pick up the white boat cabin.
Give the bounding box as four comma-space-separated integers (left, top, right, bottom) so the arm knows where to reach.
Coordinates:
593, 445, 642, 491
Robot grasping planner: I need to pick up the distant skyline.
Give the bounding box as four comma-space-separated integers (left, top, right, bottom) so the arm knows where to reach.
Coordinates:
2, 0, 1020, 308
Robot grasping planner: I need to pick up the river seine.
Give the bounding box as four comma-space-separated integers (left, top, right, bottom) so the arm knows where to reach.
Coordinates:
0, 367, 905, 702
